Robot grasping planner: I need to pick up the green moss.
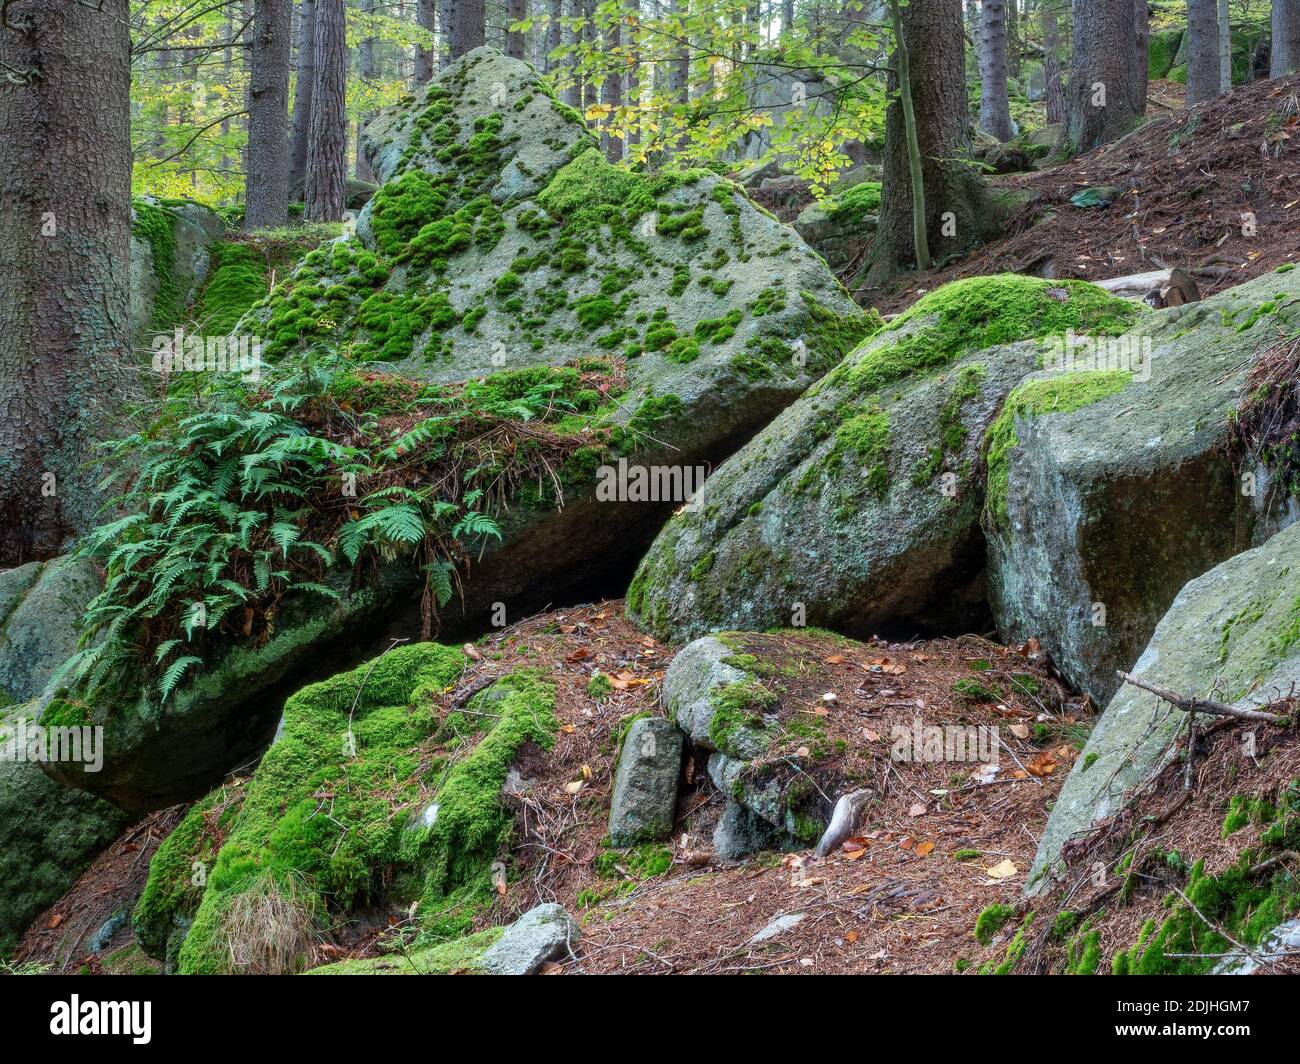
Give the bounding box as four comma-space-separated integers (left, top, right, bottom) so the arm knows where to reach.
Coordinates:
984, 370, 1132, 528
537, 147, 653, 226
827, 180, 881, 223
707, 679, 777, 759
832, 407, 890, 498
913, 364, 986, 485
175, 643, 467, 973
587, 672, 614, 701
974, 902, 1014, 945
132, 199, 181, 332
953, 677, 1001, 702
594, 842, 672, 880
840, 275, 1141, 399
194, 242, 269, 334
1066, 927, 1102, 975
306, 925, 504, 974
953, 848, 981, 861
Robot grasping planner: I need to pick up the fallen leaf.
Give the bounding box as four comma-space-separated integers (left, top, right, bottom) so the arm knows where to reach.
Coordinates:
915, 841, 935, 857
462, 643, 482, 661
1009, 723, 1030, 739
908, 803, 927, 817
824, 654, 845, 665
564, 780, 584, 795
986, 858, 1018, 880
539, 962, 564, 975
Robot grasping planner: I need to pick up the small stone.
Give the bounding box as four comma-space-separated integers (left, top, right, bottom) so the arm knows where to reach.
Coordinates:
480, 903, 580, 975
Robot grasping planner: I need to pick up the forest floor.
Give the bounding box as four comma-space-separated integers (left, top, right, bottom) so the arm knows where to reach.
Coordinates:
19, 600, 1300, 976
814, 73, 1300, 315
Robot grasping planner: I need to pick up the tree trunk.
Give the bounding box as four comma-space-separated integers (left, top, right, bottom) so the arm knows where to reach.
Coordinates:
1274, 0, 1300, 76
1065, 0, 1143, 151
625, 0, 640, 153
1043, 0, 1066, 125
304, 0, 347, 221
889, 0, 930, 271
1006, 0, 1020, 78
978, 0, 1015, 141
0, 0, 133, 565
546, 0, 563, 71
506, 0, 526, 58
1218, 0, 1232, 93
1186, 0, 1222, 105
564, 0, 583, 106
245, 0, 293, 229
867, 0, 986, 286
288, 0, 317, 197
1134, 0, 1150, 117
782, 0, 794, 36
356, 0, 377, 181
602, 18, 622, 161
451, 0, 485, 57
415, 0, 438, 82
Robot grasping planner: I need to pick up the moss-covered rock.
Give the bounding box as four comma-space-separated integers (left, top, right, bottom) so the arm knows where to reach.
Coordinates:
628, 275, 1143, 642
986, 268, 1300, 706
129, 197, 227, 343
1031, 520, 1300, 890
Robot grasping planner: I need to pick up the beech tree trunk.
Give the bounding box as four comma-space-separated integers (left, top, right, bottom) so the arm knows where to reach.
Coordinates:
304, 0, 347, 220
867, 0, 987, 285
1272, 0, 1300, 75
288, 0, 316, 196
0, 0, 133, 564
1065, 0, 1144, 151
564, 0, 583, 106
978, 0, 1015, 141
1186, 0, 1222, 105
245, 0, 292, 229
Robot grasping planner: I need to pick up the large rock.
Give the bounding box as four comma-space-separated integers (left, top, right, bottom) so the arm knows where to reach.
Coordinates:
0, 556, 100, 707
607, 717, 684, 846
0, 703, 130, 956
0, 560, 127, 956
987, 268, 1300, 706
56, 47, 870, 813
480, 903, 581, 974
1030, 520, 1300, 888
629, 275, 1145, 642
129, 198, 227, 347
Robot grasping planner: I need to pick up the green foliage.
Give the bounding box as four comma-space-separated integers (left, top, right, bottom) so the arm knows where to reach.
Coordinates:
68, 355, 618, 703
974, 903, 1015, 946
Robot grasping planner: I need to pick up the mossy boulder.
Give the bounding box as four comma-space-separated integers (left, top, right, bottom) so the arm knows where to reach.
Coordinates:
986, 269, 1300, 705
628, 275, 1144, 642
129, 197, 227, 343
0, 702, 130, 956
0, 558, 129, 957
1030, 520, 1300, 890
135, 641, 563, 973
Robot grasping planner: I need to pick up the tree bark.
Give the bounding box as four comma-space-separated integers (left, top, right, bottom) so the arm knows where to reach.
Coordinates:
564, 0, 583, 106
304, 0, 347, 221
978, 0, 1015, 141
1065, 0, 1144, 151
1042, 0, 1066, 125
546, 0, 563, 72
451, 0, 485, 58
1186, 0, 1222, 105
1134, 0, 1150, 115
506, 0, 526, 58
245, 0, 293, 229
1274, 0, 1300, 76
0, 0, 134, 564
415, 0, 438, 82
867, 0, 987, 286
356, 0, 377, 182
602, 17, 622, 161
1218, 0, 1232, 93
288, 0, 317, 197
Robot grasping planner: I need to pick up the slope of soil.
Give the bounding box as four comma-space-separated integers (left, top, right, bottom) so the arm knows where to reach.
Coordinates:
878, 73, 1300, 314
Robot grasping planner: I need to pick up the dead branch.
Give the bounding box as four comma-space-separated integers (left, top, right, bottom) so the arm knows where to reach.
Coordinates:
1116, 671, 1288, 723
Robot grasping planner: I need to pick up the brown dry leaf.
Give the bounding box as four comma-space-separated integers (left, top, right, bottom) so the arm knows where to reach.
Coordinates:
580, 764, 592, 781
882, 663, 907, 675
915, 841, 935, 857
565, 647, 591, 663
539, 962, 565, 975
564, 780, 584, 795
824, 654, 845, 665
47, 914, 63, 930
1026, 752, 1057, 777
462, 643, 482, 661
908, 803, 927, 817
1009, 723, 1031, 739
863, 727, 880, 742
559, 724, 576, 734
843, 848, 867, 861
845, 931, 859, 943
558, 624, 578, 634
795, 746, 811, 758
